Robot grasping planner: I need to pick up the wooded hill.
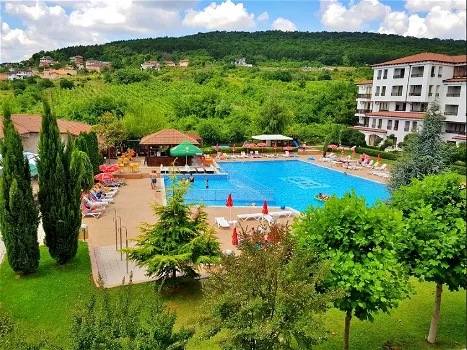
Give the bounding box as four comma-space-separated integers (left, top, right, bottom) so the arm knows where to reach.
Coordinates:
29, 31, 466, 68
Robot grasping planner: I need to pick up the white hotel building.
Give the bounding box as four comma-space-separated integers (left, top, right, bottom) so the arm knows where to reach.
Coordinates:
351, 53, 466, 147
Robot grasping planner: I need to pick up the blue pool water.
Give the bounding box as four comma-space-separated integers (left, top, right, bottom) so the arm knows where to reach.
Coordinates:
165, 160, 390, 211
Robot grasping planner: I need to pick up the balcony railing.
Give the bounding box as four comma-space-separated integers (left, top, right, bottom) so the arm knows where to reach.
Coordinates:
411, 73, 424, 77
431, 74, 436, 77
435, 93, 439, 97
391, 92, 403, 96
428, 93, 433, 96
409, 92, 422, 96
393, 74, 404, 79
438, 74, 442, 77
445, 130, 466, 135
356, 109, 371, 114
446, 93, 461, 97
377, 77, 381, 80
357, 94, 371, 99
411, 109, 427, 113
444, 111, 458, 116
375, 93, 379, 96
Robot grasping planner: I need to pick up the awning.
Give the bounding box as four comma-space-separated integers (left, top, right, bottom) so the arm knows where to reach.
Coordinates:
170, 141, 203, 156
252, 134, 293, 141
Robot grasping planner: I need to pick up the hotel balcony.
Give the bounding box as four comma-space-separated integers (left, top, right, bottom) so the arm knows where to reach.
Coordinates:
357, 94, 372, 99
356, 109, 371, 114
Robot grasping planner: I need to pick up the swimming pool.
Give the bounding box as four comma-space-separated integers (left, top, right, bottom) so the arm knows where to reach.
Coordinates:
165, 160, 390, 211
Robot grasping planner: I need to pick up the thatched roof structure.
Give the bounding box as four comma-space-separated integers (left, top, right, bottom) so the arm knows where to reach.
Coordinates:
139, 129, 199, 146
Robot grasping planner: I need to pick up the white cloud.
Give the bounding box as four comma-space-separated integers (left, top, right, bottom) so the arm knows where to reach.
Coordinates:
405, 0, 466, 12
320, 0, 390, 31
257, 11, 269, 22
182, 0, 255, 30
272, 17, 297, 31
378, 4, 466, 39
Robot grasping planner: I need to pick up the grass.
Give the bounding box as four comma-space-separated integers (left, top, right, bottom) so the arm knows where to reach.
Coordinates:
1, 244, 465, 350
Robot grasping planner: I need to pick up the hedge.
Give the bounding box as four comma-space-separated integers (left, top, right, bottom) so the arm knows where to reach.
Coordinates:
449, 164, 466, 176
355, 147, 400, 160
201, 147, 298, 155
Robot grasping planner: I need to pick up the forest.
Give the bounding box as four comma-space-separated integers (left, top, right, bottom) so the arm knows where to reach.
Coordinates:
0, 64, 371, 145
22, 31, 467, 69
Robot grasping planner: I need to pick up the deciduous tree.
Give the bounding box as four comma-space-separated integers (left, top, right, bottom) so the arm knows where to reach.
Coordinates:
294, 192, 410, 350
201, 224, 339, 349
124, 178, 220, 282
0, 103, 39, 274
390, 172, 466, 343
92, 112, 126, 162
257, 98, 292, 135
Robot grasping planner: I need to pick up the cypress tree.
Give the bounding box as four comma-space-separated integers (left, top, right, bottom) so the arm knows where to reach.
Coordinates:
38, 102, 90, 264
85, 132, 102, 175
0, 103, 40, 274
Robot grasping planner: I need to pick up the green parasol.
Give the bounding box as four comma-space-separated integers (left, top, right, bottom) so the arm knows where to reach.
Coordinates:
170, 141, 203, 165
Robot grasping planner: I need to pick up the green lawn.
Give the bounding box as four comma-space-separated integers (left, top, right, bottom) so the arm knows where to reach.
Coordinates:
1, 244, 465, 349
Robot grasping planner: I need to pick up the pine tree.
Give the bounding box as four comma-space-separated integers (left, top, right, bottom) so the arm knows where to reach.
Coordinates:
389, 101, 448, 191
0, 103, 40, 274
38, 101, 91, 264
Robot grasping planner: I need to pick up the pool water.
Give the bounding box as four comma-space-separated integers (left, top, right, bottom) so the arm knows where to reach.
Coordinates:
165, 160, 390, 211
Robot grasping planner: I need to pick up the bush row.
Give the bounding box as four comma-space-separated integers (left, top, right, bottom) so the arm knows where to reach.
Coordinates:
200, 147, 298, 155
355, 147, 400, 160
449, 164, 466, 176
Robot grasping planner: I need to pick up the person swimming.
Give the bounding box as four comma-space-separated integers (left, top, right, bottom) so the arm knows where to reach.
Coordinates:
205, 178, 209, 188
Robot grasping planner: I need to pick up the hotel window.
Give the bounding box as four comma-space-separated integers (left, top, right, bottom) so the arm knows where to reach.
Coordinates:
428, 85, 433, 96
395, 102, 406, 111
375, 86, 380, 96
438, 66, 443, 78
381, 86, 386, 96
404, 121, 410, 132
378, 119, 383, 128
435, 85, 440, 96
371, 119, 377, 128
380, 102, 389, 111
431, 66, 436, 77
394, 120, 399, 130
412, 121, 418, 132
387, 120, 393, 130
383, 69, 388, 79
377, 70, 382, 80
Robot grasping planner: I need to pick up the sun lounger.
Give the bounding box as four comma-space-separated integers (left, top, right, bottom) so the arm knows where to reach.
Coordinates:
373, 163, 387, 171
262, 214, 276, 225
364, 160, 374, 168
196, 168, 205, 173
205, 166, 216, 173
215, 217, 230, 228
269, 210, 293, 218
237, 213, 263, 221
81, 202, 103, 218
281, 151, 290, 157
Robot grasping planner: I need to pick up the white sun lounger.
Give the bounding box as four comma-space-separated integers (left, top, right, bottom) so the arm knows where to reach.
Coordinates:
196, 168, 205, 173
205, 166, 216, 173
237, 213, 263, 221
269, 210, 293, 218
215, 217, 230, 228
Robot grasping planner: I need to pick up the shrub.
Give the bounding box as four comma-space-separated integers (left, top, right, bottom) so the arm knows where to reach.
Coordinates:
340, 128, 366, 147
449, 164, 466, 175
59, 79, 74, 90
38, 79, 54, 89
355, 147, 400, 160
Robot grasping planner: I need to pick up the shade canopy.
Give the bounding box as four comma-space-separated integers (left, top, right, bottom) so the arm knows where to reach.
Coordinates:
170, 141, 203, 157
252, 134, 293, 141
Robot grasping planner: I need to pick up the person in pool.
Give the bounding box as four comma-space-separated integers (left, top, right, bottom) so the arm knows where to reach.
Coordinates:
189, 174, 195, 183
205, 178, 209, 188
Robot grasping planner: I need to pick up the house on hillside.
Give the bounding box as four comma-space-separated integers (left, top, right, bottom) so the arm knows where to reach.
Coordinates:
86, 60, 111, 72
141, 61, 161, 71
7, 69, 33, 80
0, 114, 92, 153
232, 57, 253, 67
0, 73, 8, 81
69, 56, 84, 69
39, 56, 59, 67
165, 61, 176, 67
179, 59, 190, 67
40, 68, 76, 80
351, 52, 467, 147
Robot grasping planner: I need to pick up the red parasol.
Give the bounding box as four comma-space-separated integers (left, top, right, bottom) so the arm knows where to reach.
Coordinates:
328, 144, 338, 149
243, 143, 256, 148
257, 142, 268, 147
273, 143, 277, 149
99, 164, 119, 173
262, 200, 269, 215
215, 143, 219, 152
377, 154, 381, 162
352, 148, 356, 157
341, 147, 345, 155
283, 146, 293, 151
226, 193, 233, 221
95, 173, 114, 181
232, 144, 236, 152
232, 227, 238, 246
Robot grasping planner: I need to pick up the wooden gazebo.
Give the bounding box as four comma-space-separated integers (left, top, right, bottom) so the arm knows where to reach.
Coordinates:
140, 129, 200, 166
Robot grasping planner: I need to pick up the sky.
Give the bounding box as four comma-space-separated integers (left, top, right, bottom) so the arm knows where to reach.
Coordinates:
1, 0, 466, 63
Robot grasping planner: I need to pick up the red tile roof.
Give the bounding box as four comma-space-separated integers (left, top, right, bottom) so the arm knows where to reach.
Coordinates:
366, 111, 425, 119
0, 114, 92, 139
453, 134, 466, 141
140, 129, 199, 146
356, 80, 373, 85
444, 77, 467, 83
372, 53, 467, 67
349, 126, 387, 134
185, 132, 202, 141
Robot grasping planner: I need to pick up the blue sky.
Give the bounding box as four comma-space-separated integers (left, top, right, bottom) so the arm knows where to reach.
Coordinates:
1, 0, 465, 63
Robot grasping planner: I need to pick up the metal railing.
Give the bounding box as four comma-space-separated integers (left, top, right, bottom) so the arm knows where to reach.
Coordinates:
446, 93, 461, 97
357, 94, 371, 99
391, 92, 403, 96
356, 109, 371, 114
409, 92, 422, 96
444, 111, 458, 116
393, 74, 404, 79
411, 73, 424, 77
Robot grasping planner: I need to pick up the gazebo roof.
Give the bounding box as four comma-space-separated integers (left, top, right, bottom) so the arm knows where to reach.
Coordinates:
140, 129, 199, 146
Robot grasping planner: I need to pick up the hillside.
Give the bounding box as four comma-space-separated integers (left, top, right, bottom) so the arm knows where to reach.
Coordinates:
28, 31, 466, 68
